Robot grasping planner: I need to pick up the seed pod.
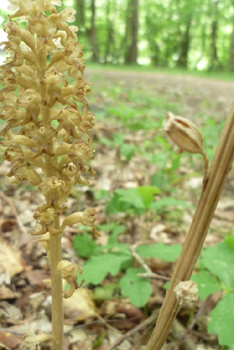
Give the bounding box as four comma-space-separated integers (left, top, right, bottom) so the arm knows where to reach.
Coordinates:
163, 112, 204, 155
163, 111, 209, 186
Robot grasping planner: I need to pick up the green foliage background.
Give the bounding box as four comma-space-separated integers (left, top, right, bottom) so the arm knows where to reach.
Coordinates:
1, 0, 234, 70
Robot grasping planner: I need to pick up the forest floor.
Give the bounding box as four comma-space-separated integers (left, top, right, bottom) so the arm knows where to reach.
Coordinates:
0, 68, 234, 350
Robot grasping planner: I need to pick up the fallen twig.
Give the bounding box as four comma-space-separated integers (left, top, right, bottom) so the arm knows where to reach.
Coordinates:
130, 243, 170, 281
105, 310, 159, 350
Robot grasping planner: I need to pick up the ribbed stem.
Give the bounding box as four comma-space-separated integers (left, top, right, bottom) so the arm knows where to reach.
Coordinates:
146, 100, 234, 350
50, 225, 63, 350
44, 154, 64, 350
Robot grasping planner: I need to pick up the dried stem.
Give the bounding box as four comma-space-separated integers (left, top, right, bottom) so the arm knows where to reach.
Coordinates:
202, 151, 209, 186
146, 100, 234, 350
50, 227, 63, 350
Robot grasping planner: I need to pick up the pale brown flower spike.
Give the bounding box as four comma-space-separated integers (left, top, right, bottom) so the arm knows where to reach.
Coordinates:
0, 1, 98, 349
163, 112, 209, 185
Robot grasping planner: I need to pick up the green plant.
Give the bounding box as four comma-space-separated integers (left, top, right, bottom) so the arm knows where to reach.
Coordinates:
0, 1, 98, 349
191, 239, 234, 349
100, 133, 137, 161
106, 186, 191, 218
73, 228, 182, 307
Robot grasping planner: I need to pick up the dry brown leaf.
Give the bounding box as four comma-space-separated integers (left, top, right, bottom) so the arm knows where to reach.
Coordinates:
0, 301, 23, 325
0, 242, 24, 277
0, 341, 10, 350
18, 313, 52, 334
64, 288, 96, 323
0, 219, 16, 234
28, 292, 46, 311
25, 269, 50, 287
0, 331, 21, 349
0, 286, 18, 300
116, 303, 144, 321
107, 328, 131, 350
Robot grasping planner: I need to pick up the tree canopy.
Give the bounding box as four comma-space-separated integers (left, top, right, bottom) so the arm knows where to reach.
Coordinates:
0, 0, 234, 70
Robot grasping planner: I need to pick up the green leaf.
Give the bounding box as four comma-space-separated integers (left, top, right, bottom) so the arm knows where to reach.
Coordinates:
93, 334, 106, 349
191, 270, 222, 300
119, 267, 152, 307
99, 137, 113, 146
107, 187, 165, 214
208, 293, 234, 350
73, 233, 97, 258
171, 154, 181, 171
127, 121, 145, 130
94, 189, 109, 200
93, 283, 118, 301
82, 253, 132, 285
137, 186, 161, 209
108, 225, 126, 245
120, 143, 136, 161
102, 243, 130, 255
163, 281, 170, 290
224, 235, 234, 249
201, 242, 234, 289
150, 197, 192, 211
113, 133, 125, 145
106, 194, 130, 214
154, 151, 168, 167
151, 172, 169, 191
155, 136, 170, 151
136, 243, 182, 262
97, 223, 116, 232
115, 188, 145, 209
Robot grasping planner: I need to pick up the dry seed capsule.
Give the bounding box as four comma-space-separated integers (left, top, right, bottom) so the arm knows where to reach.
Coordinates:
163, 112, 209, 186
163, 112, 204, 155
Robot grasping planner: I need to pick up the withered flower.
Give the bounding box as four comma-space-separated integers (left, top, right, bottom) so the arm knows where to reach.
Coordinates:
57, 260, 84, 299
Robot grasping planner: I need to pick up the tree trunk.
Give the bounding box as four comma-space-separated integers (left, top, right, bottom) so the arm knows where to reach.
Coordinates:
210, 0, 219, 70
124, 0, 139, 64
90, 0, 99, 62
105, 0, 116, 62
75, 0, 85, 29
177, 17, 192, 68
